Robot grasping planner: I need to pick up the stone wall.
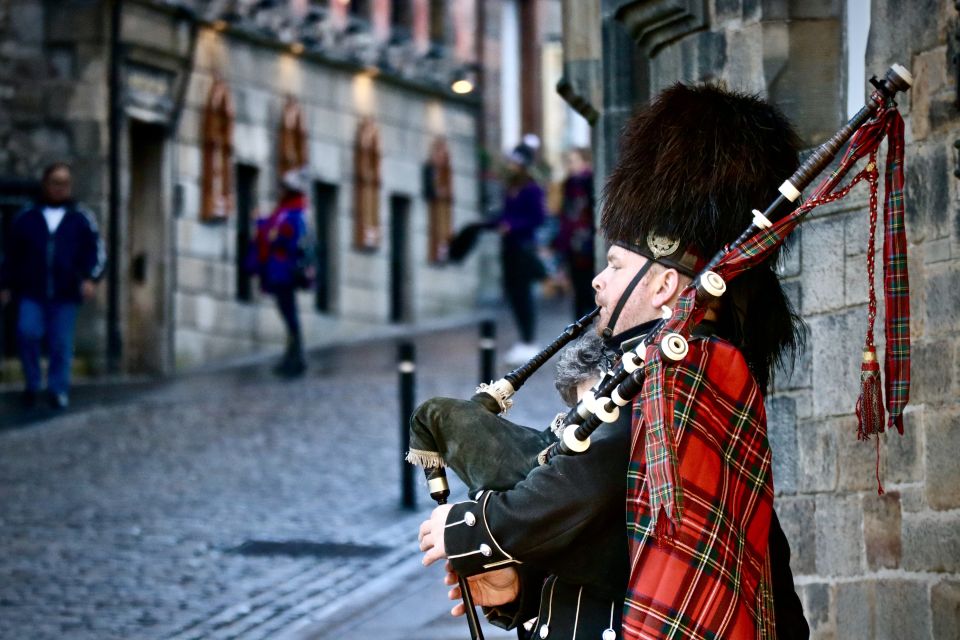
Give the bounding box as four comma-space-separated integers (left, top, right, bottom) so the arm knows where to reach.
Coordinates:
172, 26, 482, 367
0, 0, 111, 371
596, 0, 960, 636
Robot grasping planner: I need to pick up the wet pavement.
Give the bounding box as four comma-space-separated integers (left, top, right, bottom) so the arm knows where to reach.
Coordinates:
0, 297, 576, 640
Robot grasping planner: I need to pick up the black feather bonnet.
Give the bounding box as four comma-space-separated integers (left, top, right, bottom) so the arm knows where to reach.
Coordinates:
601, 83, 802, 265
600, 83, 806, 390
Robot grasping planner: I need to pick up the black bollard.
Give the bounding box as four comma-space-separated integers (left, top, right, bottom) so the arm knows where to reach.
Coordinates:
398, 341, 416, 509
479, 319, 496, 384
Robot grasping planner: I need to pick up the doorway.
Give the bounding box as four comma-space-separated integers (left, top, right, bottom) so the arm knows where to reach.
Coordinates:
235, 164, 259, 302
313, 182, 338, 314
389, 194, 412, 323
126, 120, 168, 375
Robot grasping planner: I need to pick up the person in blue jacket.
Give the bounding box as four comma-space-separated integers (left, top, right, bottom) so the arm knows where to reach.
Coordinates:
0, 163, 106, 409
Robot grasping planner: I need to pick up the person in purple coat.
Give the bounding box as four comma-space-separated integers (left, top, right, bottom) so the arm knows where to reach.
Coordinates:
498, 139, 547, 365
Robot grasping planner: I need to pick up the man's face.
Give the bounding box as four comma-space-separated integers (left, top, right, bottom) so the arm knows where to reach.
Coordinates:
43, 167, 73, 204
592, 245, 660, 336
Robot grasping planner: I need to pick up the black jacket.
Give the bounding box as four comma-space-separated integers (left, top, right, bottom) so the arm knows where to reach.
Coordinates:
445, 412, 629, 639
0, 202, 105, 303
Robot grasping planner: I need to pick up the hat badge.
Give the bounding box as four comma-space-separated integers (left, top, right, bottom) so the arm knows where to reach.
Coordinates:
646, 233, 680, 258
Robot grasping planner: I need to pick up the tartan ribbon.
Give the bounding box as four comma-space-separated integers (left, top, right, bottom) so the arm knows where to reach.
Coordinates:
636, 345, 681, 540
632, 104, 909, 540
881, 110, 909, 435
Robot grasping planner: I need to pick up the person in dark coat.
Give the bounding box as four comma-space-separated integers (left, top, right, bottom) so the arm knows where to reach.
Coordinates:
415, 85, 811, 640
0, 162, 105, 409
498, 138, 547, 365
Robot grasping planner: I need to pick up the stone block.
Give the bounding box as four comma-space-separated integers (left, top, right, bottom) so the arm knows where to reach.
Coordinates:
815, 494, 863, 576
911, 339, 954, 405
924, 407, 960, 511
309, 140, 342, 183
800, 216, 845, 314
898, 484, 927, 513
909, 47, 950, 141
68, 120, 102, 154
924, 262, 960, 338
835, 581, 875, 639
788, 0, 841, 19
932, 580, 960, 640
233, 122, 269, 165
767, 395, 799, 494
836, 416, 878, 492
775, 495, 816, 576
923, 237, 952, 265
177, 144, 201, 181
904, 142, 950, 242
176, 256, 206, 292
843, 252, 868, 306
886, 407, 923, 484
875, 579, 931, 640
867, 0, 944, 77
797, 417, 837, 492
175, 292, 197, 328
902, 512, 960, 572
863, 491, 901, 570
809, 309, 862, 417
801, 582, 831, 637
194, 295, 218, 332
174, 328, 205, 370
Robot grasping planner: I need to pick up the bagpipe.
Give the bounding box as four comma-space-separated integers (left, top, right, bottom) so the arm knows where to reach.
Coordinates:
408, 64, 913, 639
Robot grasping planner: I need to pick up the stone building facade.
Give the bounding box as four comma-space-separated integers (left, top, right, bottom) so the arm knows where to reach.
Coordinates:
560, 0, 960, 637
0, 0, 507, 376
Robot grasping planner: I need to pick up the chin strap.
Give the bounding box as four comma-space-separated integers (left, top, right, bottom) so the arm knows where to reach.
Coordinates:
601, 260, 655, 339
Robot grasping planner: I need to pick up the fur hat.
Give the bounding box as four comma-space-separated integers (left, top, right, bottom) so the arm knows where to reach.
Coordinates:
600, 83, 806, 389
601, 83, 802, 268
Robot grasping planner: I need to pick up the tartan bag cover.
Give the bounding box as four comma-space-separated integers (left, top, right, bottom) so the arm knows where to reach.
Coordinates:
624, 337, 775, 640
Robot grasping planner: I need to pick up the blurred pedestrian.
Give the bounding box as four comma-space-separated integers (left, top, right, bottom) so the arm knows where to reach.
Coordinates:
0, 162, 105, 409
498, 136, 547, 365
553, 147, 596, 319
247, 168, 311, 377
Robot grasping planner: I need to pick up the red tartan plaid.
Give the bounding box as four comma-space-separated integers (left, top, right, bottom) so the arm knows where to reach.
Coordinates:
625, 337, 775, 640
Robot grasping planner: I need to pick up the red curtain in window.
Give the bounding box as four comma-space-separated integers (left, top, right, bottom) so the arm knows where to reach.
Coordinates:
354, 117, 382, 250
201, 78, 235, 221
278, 95, 309, 178
427, 137, 453, 263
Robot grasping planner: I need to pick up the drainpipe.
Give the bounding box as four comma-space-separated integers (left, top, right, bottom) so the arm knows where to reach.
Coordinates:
106, 0, 122, 373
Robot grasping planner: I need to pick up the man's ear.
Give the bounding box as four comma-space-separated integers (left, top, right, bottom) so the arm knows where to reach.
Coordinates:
649, 268, 681, 309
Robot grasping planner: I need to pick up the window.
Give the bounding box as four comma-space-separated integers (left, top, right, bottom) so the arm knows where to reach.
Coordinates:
426, 137, 453, 263
278, 95, 309, 178
201, 78, 235, 221
353, 117, 382, 250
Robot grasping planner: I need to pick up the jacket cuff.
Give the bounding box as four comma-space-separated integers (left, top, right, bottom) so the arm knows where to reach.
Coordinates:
445, 491, 520, 577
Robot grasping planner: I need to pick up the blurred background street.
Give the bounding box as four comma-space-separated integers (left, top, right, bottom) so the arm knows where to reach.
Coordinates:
0, 301, 568, 640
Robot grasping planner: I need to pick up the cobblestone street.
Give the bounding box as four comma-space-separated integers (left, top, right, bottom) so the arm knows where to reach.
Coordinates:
0, 303, 570, 640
